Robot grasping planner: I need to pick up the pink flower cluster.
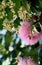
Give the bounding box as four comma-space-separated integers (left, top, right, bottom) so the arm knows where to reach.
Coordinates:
18, 20, 42, 45
17, 57, 37, 65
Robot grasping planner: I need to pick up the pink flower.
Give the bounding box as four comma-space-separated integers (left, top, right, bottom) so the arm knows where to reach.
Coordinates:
24, 33, 42, 45
18, 20, 42, 45
18, 57, 26, 65
17, 57, 37, 65
18, 20, 31, 40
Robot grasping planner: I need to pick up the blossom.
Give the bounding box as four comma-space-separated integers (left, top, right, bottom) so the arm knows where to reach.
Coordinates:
18, 20, 42, 45
18, 6, 27, 20
3, 18, 14, 32
18, 6, 31, 20
18, 20, 31, 40
17, 57, 37, 65
25, 33, 42, 45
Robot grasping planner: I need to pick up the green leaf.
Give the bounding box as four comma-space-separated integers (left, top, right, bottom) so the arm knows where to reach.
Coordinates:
39, 0, 42, 11
6, 0, 9, 2
0, 19, 3, 30
0, 44, 7, 55
0, 38, 2, 43
40, 13, 42, 25
14, 17, 20, 28
21, 0, 30, 12
5, 6, 13, 20
12, 0, 20, 13
0, 44, 4, 49
30, 6, 37, 12
5, 32, 12, 50
35, 23, 41, 32
29, 48, 38, 62
39, 48, 42, 58
0, 62, 2, 65
0, 49, 7, 55
0, 0, 2, 3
